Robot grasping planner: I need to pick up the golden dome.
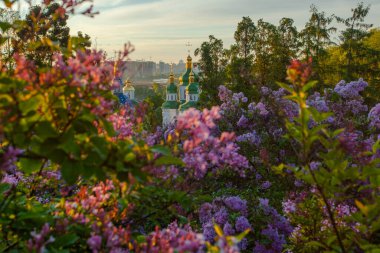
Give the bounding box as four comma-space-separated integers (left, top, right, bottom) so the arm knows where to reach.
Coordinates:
186, 55, 192, 69
123, 80, 135, 91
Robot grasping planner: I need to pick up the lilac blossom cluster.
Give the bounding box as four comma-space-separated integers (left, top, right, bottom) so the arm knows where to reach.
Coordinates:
141, 222, 205, 253
254, 198, 293, 253
326, 79, 369, 127
0, 146, 24, 186
27, 223, 55, 253
107, 107, 134, 140
174, 107, 249, 179
58, 180, 134, 252
334, 78, 368, 99
236, 131, 261, 146
199, 196, 251, 250
368, 103, 380, 129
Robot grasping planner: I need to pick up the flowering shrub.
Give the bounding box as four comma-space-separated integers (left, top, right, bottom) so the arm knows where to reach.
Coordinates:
158, 107, 250, 179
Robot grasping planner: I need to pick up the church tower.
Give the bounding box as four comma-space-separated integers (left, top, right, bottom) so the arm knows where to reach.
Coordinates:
178, 55, 199, 104
179, 71, 199, 112
162, 68, 180, 126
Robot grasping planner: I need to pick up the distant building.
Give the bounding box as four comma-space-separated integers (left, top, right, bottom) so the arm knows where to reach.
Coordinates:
123, 60, 156, 79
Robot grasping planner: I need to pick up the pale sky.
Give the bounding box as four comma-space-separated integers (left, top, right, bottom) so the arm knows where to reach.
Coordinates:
5, 0, 380, 63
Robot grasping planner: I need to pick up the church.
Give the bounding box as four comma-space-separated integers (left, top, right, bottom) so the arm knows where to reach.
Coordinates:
162, 55, 200, 126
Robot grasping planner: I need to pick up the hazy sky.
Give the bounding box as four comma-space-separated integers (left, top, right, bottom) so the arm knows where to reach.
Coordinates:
11, 0, 380, 63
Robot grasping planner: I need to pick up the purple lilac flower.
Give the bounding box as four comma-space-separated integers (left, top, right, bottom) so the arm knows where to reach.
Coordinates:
0, 146, 23, 173
218, 85, 232, 102
1, 173, 19, 186
235, 216, 251, 232
261, 181, 272, 190
223, 222, 235, 236
307, 92, 329, 112
261, 86, 270, 95
214, 207, 229, 225
368, 103, 380, 129
87, 235, 102, 252
282, 199, 296, 214
309, 161, 320, 171
203, 222, 216, 242
334, 78, 368, 99
224, 196, 247, 213
237, 115, 249, 128
248, 102, 256, 111
199, 203, 213, 224
236, 131, 261, 146
255, 102, 269, 116
27, 223, 55, 253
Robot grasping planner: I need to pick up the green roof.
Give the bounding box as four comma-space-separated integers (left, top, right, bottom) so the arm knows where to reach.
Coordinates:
179, 100, 197, 111
167, 83, 177, 93
179, 68, 199, 85
162, 100, 180, 109
187, 82, 199, 94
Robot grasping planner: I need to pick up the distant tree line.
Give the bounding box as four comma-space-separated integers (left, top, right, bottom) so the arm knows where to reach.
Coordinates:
195, 3, 380, 107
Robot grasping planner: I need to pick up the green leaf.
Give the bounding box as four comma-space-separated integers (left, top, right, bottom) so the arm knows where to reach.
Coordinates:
19, 94, 43, 115
154, 156, 184, 166
50, 233, 79, 248
0, 21, 12, 32
35, 121, 58, 140
61, 159, 81, 185
276, 81, 293, 93
151, 145, 172, 156
302, 80, 318, 92
19, 158, 44, 174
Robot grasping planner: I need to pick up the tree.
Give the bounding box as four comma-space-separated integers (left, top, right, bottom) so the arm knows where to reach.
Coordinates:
226, 17, 257, 97
195, 35, 226, 108
15, 3, 70, 66
234, 16, 256, 60
253, 19, 282, 87
73, 31, 92, 50
336, 2, 372, 80
299, 4, 336, 82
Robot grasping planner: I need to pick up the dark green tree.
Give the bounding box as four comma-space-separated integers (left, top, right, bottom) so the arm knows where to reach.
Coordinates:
194, 35, 226, 108
336, 2, 372, 80
300, 5, 336, 82
16, 3, 70, 66
226, 17, 256, 97
73, 31, 92, 50
252, 19, 281, 88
